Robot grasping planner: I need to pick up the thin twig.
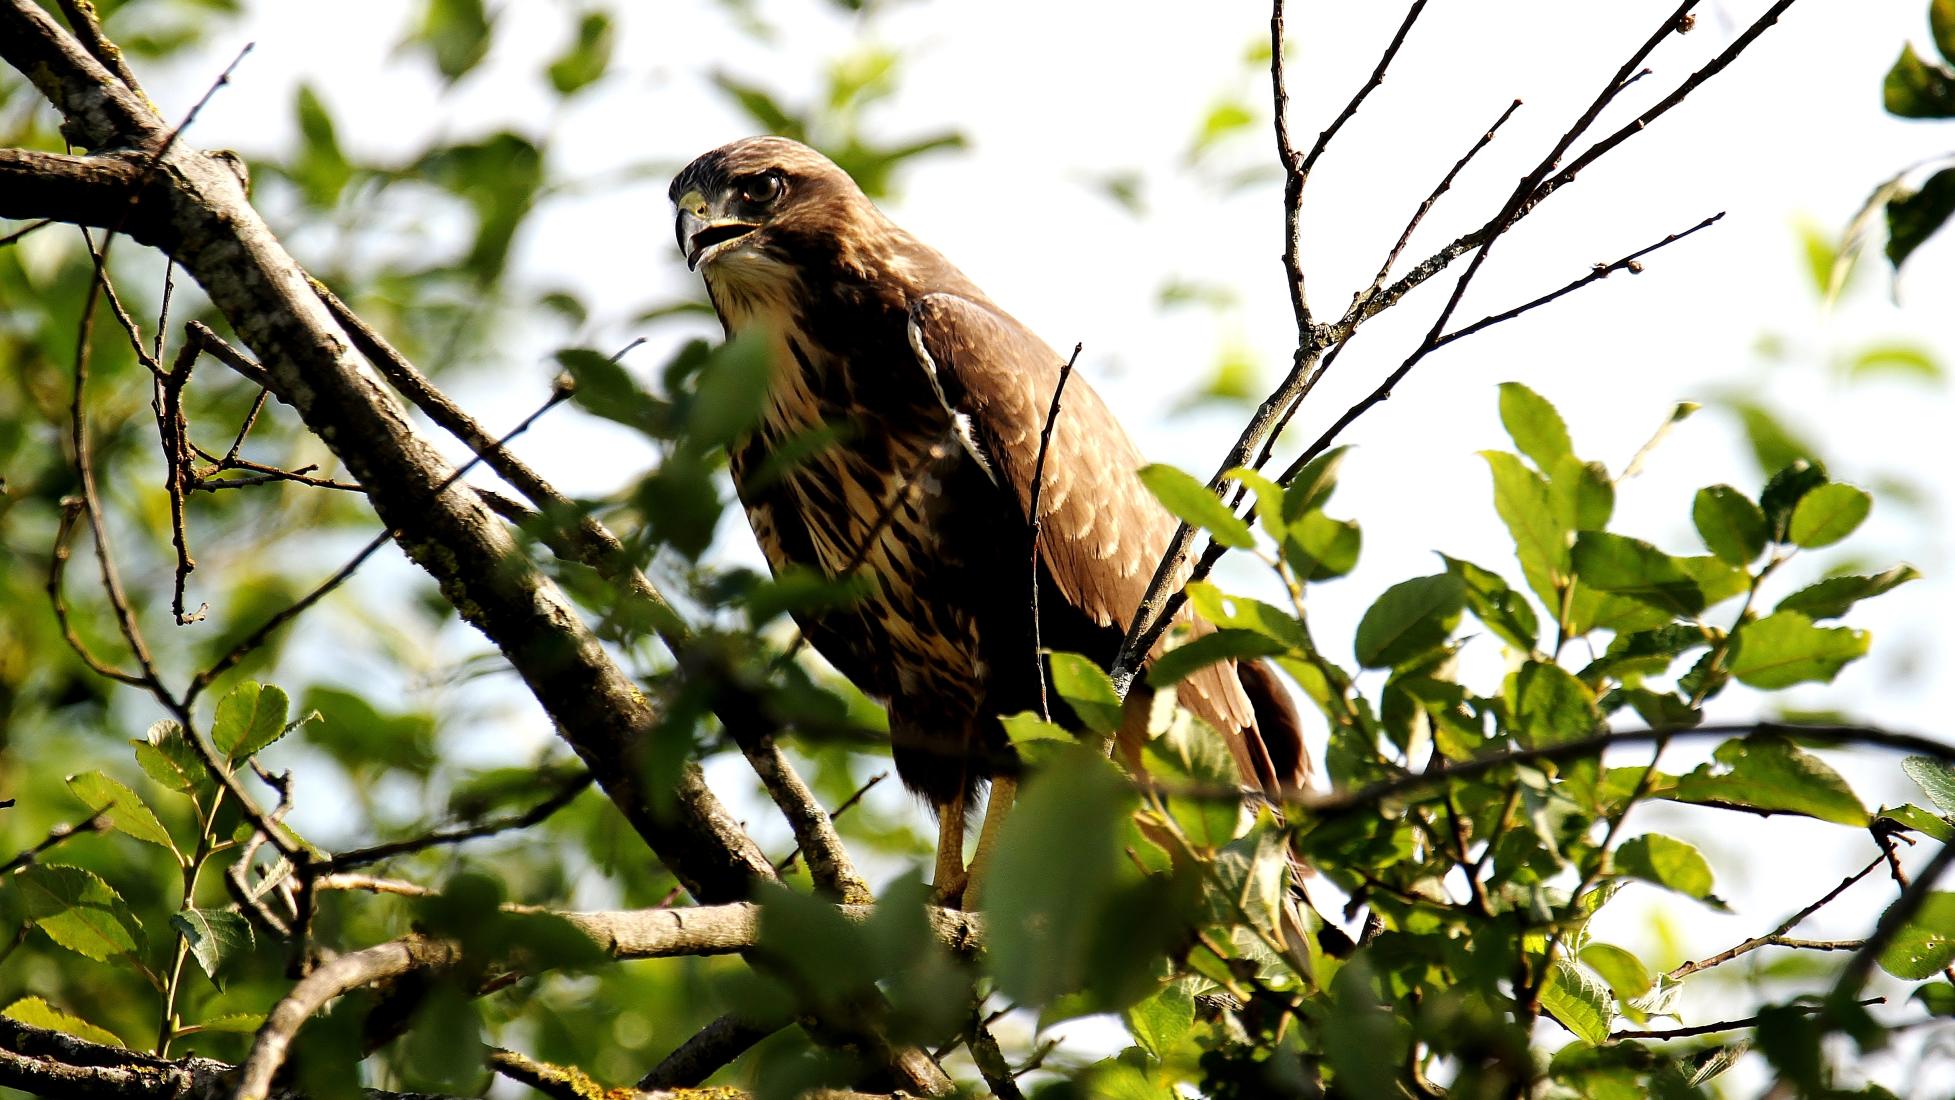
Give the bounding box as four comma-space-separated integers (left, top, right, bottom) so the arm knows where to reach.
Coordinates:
1026, 343, 1080, 722
1611, 997, 1881, 1042
45, 498, 145, 685
1294, 0, 1429, 180
53, 0, 149, 102
0, 810, 110, 876
0, 218, 53, 247
1669, 853, 1886, 980
318, 769, 594, 873
775, 771, 887, 876
638, 1013, 781, 1090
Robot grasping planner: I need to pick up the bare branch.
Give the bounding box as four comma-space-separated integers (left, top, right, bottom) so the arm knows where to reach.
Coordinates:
0, 809, 109, 876
319, 768, 594, 873
638, 1013, 780, 1089
1835, 837, 1955, 1000
1611, 997, 1882, 1042
1669, 854, 1886, 980
1027, 343, 1080, 721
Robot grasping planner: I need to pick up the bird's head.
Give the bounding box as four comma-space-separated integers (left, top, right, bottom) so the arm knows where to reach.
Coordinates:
669, 137, 867, 283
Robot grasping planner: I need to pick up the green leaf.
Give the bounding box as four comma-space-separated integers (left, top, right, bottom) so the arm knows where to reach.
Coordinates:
986, 749, 1135, 1004
1483, 450, 1568, 610
1877, 804, 1955, 843
1283, 511, 1362, 581
1143, 708, 1245, 847
1442, 555, 1539, 653
1578, 943, 1652, 1001
684, 331, 774, 449
1124, 981, 1195, 1061
1729, 612, 1869, 689
559, 346, 665, 436
2, 997, 122, 1048
291, 84, 351, 206
171, 908, 254, 991
1498, 382, 1574, 473
1512, 661, 1597, 748
545, 10, 613, 95
1888, 168, 1955, 270
1879, 892, 1955, 980
1885, 43, 1955, 119
1692, 485, 1768, 566
1000, 712, 1075, 749
66, 772, 175, 853
1615, 833, 1721, 906
1148, 629, 1285, 687
1667, 736, 1868, 826
11, 865, 141, 962
1281, 446, 1349, 522
1787, 483, 1872, 548
1760, 460, 1828, 542
1550, 455, 1614, 533
1540, 958, 1613, 1045
1353, 574, 1465, 669
1047, 652, 1123, 736
1137, 465, 1255, 550
411, 0, 493, 82
1936, 0, 1955, 66
1570, 532, 1705, 617
1904, 756, 1955, 816
187, 1012, 268, 1034
1183, 582, 1306, 651
131, 719, 211, 798
1776, 565, 1920, 621
211, 681, 290, 762
1848, 341, 1944, 382
1225, 466, 1286, 540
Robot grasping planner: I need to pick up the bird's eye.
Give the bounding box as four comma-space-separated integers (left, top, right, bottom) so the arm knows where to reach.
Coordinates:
741, 171, 785, 206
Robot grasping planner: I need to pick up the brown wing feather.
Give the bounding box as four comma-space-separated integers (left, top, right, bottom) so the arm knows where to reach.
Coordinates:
907, 292, 1308, 793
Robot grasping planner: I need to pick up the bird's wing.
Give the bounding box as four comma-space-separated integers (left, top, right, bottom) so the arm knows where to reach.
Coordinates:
906, 292, 1307, 792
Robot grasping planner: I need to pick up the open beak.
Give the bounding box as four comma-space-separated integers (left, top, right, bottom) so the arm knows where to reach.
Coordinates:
676, 209, 759, 271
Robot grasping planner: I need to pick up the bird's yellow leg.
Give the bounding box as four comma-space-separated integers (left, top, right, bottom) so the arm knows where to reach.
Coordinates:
963, 776, 1017, 909
933, 794, 969, 906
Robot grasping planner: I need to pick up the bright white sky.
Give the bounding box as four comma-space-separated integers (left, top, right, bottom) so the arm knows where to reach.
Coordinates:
113, 0, 1955, 1087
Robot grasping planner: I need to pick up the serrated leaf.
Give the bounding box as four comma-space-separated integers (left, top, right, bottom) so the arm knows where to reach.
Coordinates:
1787, 483, 1871, 548
1498, 382, 1573, 473
1353, 574, 1465, 669
1667, 736, 1867, 826
1540, 958, 1613, 1044
187, 1011, 268, 1034
171, 908, 254, 990
1046, 652, 1123, 736
1878, 892, 1955, 980
1571, 532, 1705, 617
1615, 833, 1720, 906
1138, 465, 1255, 550
1904, 756, 1955, 816
11, 865, 141, 962
1442, 555, 1539, 653
1776, 565, 1919, 621
1148, 629, 1285, 687
211, 681, 290, 762
1692, 485, 1768, 566
65, 772, 175, 854
1124, 980, 1195, 1061
131, 719, 209, 797
2, 997, 122, 1048
1729, 611, 1869, 689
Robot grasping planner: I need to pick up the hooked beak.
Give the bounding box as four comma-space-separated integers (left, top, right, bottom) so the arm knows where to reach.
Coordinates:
676, 208, 760, 271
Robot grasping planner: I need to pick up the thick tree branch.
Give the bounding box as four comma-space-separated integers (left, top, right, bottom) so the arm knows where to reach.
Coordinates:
0, 0, 773, 903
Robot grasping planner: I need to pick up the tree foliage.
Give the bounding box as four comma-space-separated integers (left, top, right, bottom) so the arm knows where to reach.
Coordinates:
0, 1, 1951, 1098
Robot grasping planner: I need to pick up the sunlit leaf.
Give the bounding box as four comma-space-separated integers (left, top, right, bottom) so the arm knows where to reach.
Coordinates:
1692, 485, 1768, 566
1903, 756, 1955, 816
1667, 735, 1868, 826
1148, 629, 1285, 687
1512, 661, 1596, 748
1124, 980, 1195, 1061
1787, 483, 1872, 548
1540, 958, 1613, 1044
171, 908, 254, 991
132, 719, 211, 798
1615, 833, 1722, 906
1878, 892, 1955, 980
1570, 533, 1705, 618
1776, 565, 1918, 622
1550, 455, 1613, 534
66, 771, 175, 853
546, 10, 614, 95
211, 681, 290, 763
1282, 446, 1349, 523
1498, 382, 1573, 473
11, 865, 141, 962
1047, 652, 1124, 736
1353, 574, 1465, 669
1442, 555, 1539, 653
1138, 465, 1255, 550
1578, 943, 1652, 1001
1729, 611, 1869, 689
1760, 460, 1828, 542
1885, 43, 1955, 118
2, 997, 121, 1048
1483, 450, 1567, 610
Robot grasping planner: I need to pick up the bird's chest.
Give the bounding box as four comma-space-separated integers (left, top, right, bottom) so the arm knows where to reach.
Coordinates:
730, 329, 998, 703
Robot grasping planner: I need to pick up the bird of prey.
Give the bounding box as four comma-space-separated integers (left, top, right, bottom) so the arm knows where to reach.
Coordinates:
670, 137, 1306, 904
